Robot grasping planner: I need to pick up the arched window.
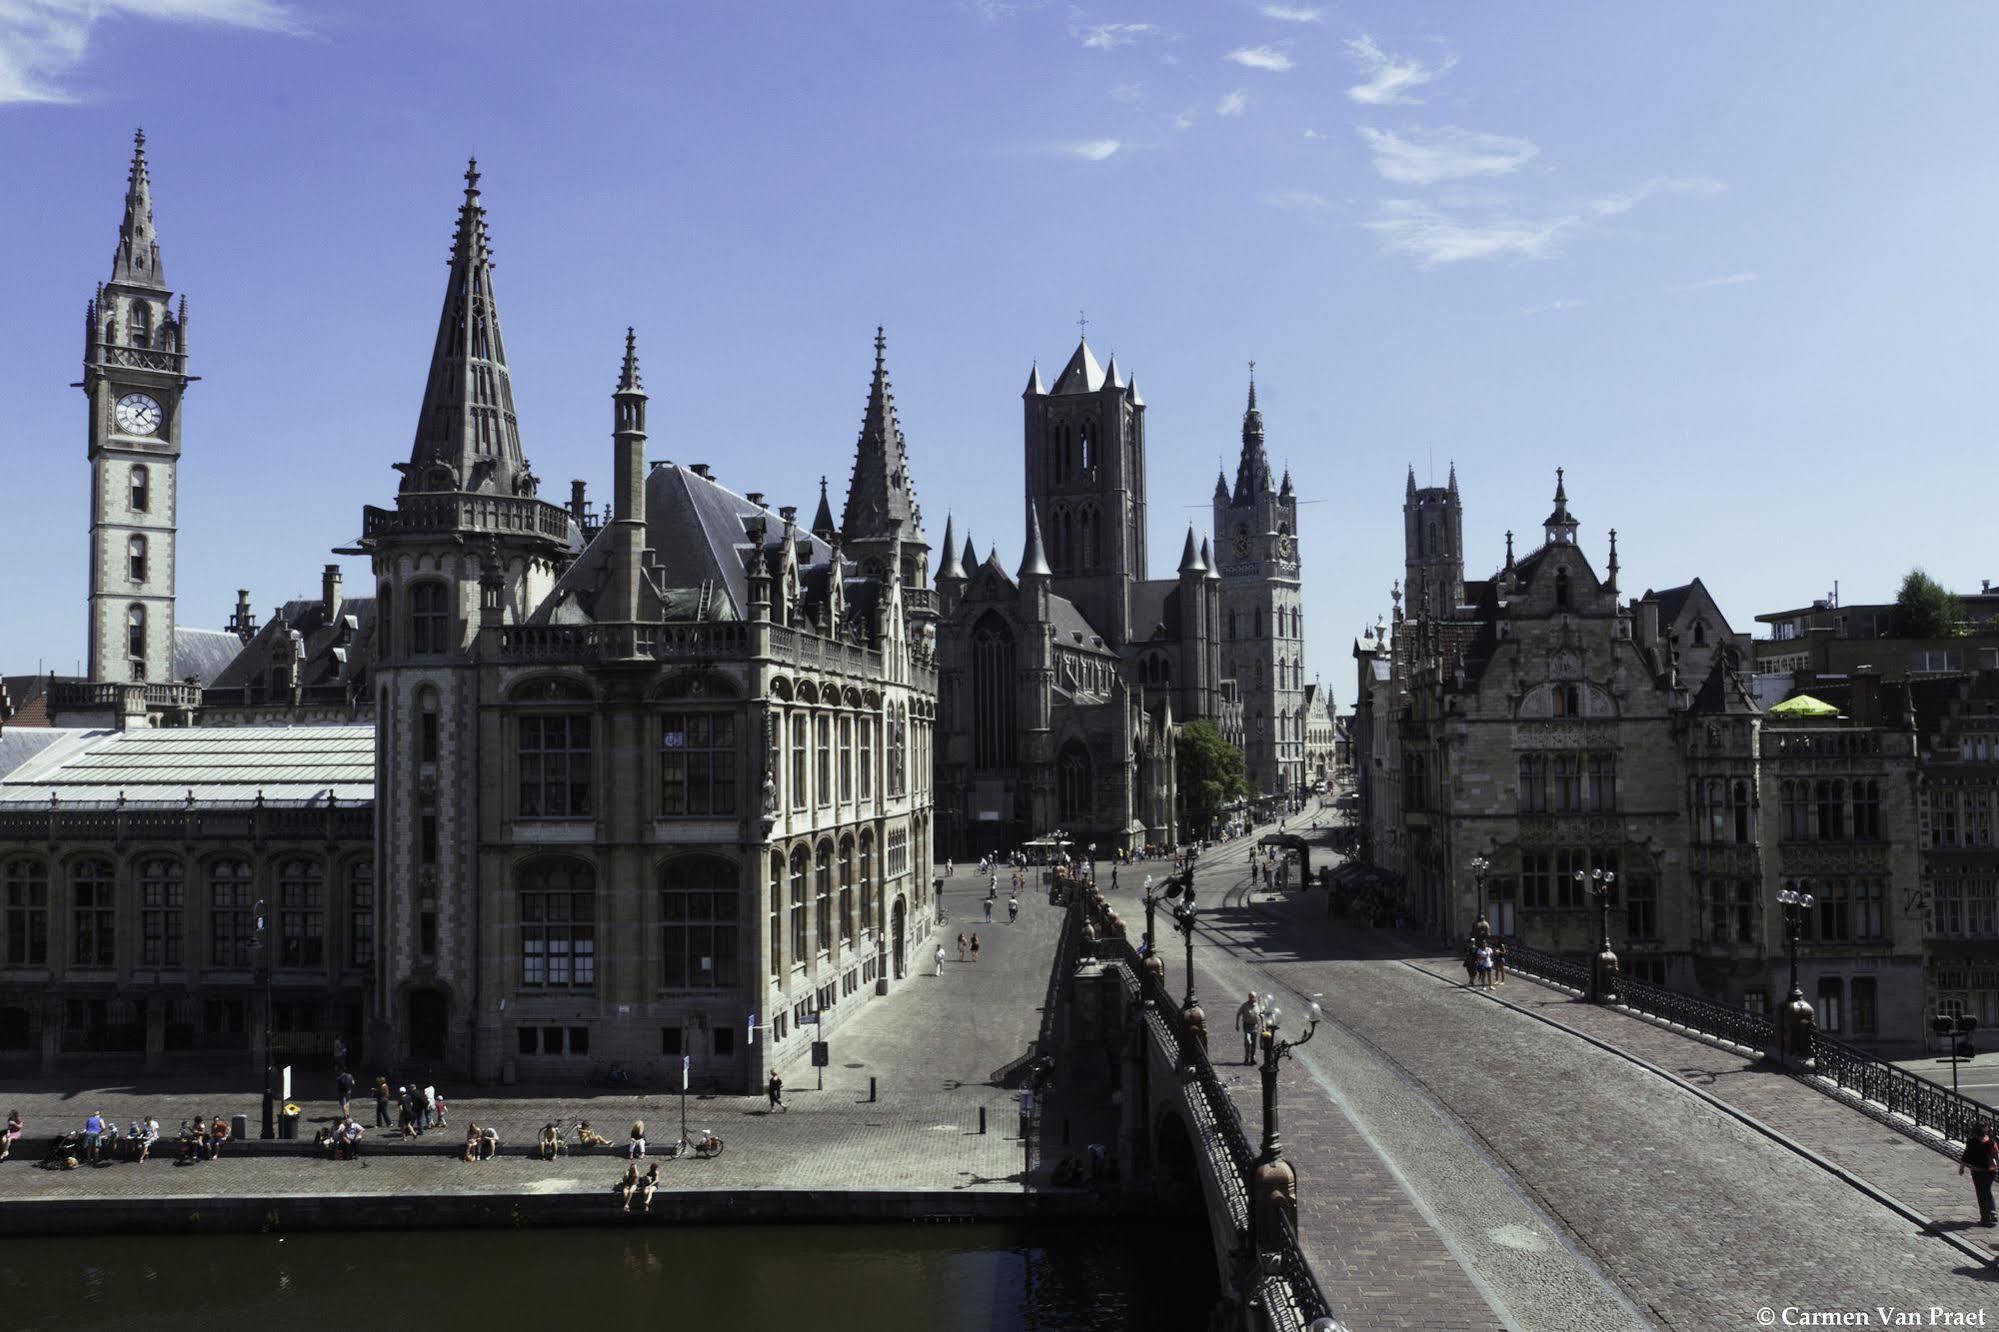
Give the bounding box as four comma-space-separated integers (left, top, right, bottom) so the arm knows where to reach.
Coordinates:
1058, 741, 1092, 821
1079, 421, 1094, 472
1731, 780, 1752, 845
790, 713, 808, 810
70, 858, 115, 967
348, 860, 375, 968
130, 465, 149, 514
128, 535, 147, 585
409, 582, 450, 655
1693, 621, 1708, 646
278, 858, 325, 967
814, 841, 833, 955
768, 853, 785, 977
972, 614, 1017, 770
838, 837, 856, 945
207, 858, 254, 967
129, 302, 151, 348
858, 832, 875, 932
140, 857, 183, 967
789, 847, 809, 964
126, 605, 147, 677
518, 858, 596, 988
659, 856, 738, 988
1554, 569, 1571, 610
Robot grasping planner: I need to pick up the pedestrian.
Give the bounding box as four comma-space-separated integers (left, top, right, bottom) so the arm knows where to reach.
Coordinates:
336, 1067, 355, 1118
1477, 943, 1494, 988
1463, 938, 1478, 988
1964, 1123, 1998, 1226
0, 1109, 19, 1163
640, 1162, 660, 1212
373, 1077, 391, 1128
957, 932, 968, 962
398, 1085, 415, 1137
768, 1070, 786, 1113
1493, 941, 1509, 986
422, 1084, 438, 1131
1111, 866, 1119, 891
434, 1090, 449, 1128
628, 1120, 647, 1159
970, 933, 982, 963
983, 895, 994, 924
934, 944, 947, 976
1237, 993, 1261, 1066
1007, 895, 1019, 924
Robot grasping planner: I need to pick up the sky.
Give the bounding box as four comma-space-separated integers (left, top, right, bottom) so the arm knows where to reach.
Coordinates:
3, 2, 1998, 699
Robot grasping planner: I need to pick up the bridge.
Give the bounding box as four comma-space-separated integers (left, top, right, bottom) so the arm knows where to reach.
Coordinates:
1055, 831, 1999, 1332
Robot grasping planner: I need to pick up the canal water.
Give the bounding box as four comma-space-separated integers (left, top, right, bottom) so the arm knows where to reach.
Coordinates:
0, 1221, 1216, 1331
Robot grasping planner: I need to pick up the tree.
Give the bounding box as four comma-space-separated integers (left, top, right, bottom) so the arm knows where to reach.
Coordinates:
1177, 720, 1249, 836
1892, 569, 1964, 639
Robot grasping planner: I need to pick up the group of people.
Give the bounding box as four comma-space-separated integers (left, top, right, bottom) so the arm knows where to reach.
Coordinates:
315, 1117, 367, 1160
1463, 936, 1509, 988
460, 1123, 501, 1161
383, 1080, 446, 1135
616, 1161, 661, 1212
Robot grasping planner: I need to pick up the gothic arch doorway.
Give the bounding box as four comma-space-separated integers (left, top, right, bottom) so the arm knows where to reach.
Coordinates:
891, 896, 907, 979
406, 987, 448, 1062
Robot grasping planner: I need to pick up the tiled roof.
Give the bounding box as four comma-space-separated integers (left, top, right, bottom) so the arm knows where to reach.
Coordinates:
0, 724, 375, 805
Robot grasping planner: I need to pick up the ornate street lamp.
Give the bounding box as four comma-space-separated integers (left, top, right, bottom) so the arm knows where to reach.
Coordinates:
1469, 854, 1490, 944
1139, 874, 1165, 994
1776, 886, 1817, 1064
1170, 878, 1206, 1050
1575, 868, 1618, 1003
1252, 992, 1323, 1261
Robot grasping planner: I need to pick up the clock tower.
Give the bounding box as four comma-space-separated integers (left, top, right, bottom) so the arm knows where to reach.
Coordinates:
82, 130, 193, 684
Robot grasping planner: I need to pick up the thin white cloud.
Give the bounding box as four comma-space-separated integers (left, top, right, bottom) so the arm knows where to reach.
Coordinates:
1265, 190, 1334, 211
1170, 107, 1196, 131
1672, 271, 1757, 292
1108, 81, 1145, 103
1344, 34, 1454, 106
1591, 175, 1725, 216
1260, 4, 1325, 21
1364, 199, 1573, 266
960, 0, 1019, 22
0, 0, 300, 105
1078, 21, 1159, 49
1225, 44, 1294, 72
1216, 89, 1247, 117
1061, 138, 1122, 161
1519, 297, 1593, 316
1303, 128, 1324, 140
1358, 126, 1538, 186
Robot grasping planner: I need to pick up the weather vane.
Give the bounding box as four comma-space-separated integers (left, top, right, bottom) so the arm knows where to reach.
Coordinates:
1077, 309, 1089, 340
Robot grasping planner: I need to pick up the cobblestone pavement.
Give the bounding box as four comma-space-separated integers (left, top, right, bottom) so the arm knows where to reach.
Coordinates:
1177, 832, 1998, 1332
0, 873, 1058, 1207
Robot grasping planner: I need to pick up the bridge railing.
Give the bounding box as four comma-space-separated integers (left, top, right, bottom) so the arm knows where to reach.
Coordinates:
1074, 885, 1340, 1332
1504, 942, 1999, 1151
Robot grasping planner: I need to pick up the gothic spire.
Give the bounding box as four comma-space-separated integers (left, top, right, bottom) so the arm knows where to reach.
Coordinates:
1178, 524, 1203, 575
962, 532, 978, 576
1543, 466, 1578, 545
111, 128, 166, 289
1018, 504, 1052, 580
935, 515, 965, 581
401, 159, 531, 498
1233, 362, 1272, 502
1405, 464, 1417, 498
1200, 536, 1220, 581
811, 476, 838, 541
617, 324, 643, 393
1448, 460, 1459, 495
840, 326, 924, 546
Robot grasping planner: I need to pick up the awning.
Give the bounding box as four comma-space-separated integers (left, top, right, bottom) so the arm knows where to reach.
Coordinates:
1769, 693, 1841, 717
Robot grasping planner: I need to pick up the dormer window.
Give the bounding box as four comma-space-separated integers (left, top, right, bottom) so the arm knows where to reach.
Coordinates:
1693, 621, 1708, 647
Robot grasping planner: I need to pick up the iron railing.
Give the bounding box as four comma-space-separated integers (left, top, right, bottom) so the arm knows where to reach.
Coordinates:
1505, 943, 1999, 1153
1076, 888, 1340, 1329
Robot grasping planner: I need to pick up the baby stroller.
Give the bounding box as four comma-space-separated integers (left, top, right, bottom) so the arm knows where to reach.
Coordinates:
40, 1130, 82, 1167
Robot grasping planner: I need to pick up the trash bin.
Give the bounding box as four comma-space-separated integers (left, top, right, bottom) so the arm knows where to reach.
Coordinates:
278, 1104, 300, 1140
230, 1113, 248, 1143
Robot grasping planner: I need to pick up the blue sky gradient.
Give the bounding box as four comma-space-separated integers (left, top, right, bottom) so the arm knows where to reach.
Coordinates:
3, 3, 1996, 691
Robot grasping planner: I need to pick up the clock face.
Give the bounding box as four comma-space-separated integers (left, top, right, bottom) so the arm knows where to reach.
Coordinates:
115, 393, 162, 437
1278, 535, 1295, 559
1232, 534, 1250, 559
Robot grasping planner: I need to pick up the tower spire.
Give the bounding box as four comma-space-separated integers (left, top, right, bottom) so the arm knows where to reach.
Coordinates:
111, 127, 165, 288
935, 515, 965, 581
1543, 466, 1578, 545
1018, 503, 1052, 580
1233, 361, 1272, 502
401, 159, 532, 498
811, 475, 837, 541
608, 326, 650, 626
839, 325, 924, 546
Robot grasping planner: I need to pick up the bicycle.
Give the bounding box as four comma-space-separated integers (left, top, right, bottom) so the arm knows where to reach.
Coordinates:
669, 1131, 725, 1159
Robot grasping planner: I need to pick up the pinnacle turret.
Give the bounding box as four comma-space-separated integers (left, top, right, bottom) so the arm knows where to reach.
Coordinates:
936, 515, 965, 581
1200, 537, 1219, 581
1543, 467, 1578, 545
401, 159, 532, 498
962, 533, 977, 575
811, 476, 838, 542
1232, 363, 1274, 503
1178, 524, 1203, 575
840, 326, 923, 546
1018, 504, 1052, 580
617, 325, 643, 394
111, 128, 165, 289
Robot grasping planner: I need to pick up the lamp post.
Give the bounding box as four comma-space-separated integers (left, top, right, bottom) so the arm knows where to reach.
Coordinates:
1139, 874, 1165, 994
1575, 868, 1617, 1003
1252, 992, 1323, 1264
1171, 879, 1206, 1051
1933, 1012, 1981, 1098
254, 897, 275, 1139
1469, 854, 1490, 945
1776, 886, 1817, 1065
1088, 842, 1097, 884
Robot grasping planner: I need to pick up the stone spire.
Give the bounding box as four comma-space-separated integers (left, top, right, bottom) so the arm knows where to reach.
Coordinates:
811, 476, 837, 542
1543, 467, 1578, 545
1233, 363, 1272, 502
401, 159, 531, 498
1178, 524, 1203, 575
1606, 527, 1620, 594
962, 532, 978, 576
935, 514, 965, 581
608, 326, 650, 626
1018, 503, 1052, 580
840, 326, 923, 545
1447, 460, 1459, 496
1406, 464, 1417, 497
111, 128, 166, 289
1200, 536, 1219, 582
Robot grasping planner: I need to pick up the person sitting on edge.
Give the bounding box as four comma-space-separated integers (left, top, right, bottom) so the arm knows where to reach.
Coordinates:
617, 1162, 640, 1211
1, 1108, 21, 1163
538, 1122, 561, 1160
137, 1117, 159, 1164
340, 1118, 364, 1160
639, 1163, 661, 1212
315, 1126, 337, 1157
628, 1120, 647, 1159
207, 1116, 231, 1160
479, 1125, 499, 1160
462, 1125, 481, 1163
574, 1121, 612, 1150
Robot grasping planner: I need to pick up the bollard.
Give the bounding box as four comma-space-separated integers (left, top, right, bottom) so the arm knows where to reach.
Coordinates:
979, 1106, 987, 1135
869, 1076, 877, 1103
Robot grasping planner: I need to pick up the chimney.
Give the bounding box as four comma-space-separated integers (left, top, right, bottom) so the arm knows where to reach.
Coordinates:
321, 564, 343, 620
229, 588, 258, 643
746, 492, 765, 508
690, 463, 712, 480
1851, 667, 1881, 728
778, 505, 798, 525
570, 479, 588, 525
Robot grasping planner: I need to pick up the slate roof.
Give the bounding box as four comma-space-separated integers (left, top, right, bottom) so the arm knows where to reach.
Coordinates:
173, 626, 247, 686
0, 724, 376, 805
1049, 339, 1107, 395
210, 596, 378, 693
1129, 578, 1184, 643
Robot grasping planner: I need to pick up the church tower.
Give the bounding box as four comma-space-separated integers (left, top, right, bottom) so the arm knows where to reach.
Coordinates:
1403, 462, 1464, 616
1021, 337, 1147, 646
1212, 368, 1305, 800
352, 161, 575, 1073
83, 130, 193, 683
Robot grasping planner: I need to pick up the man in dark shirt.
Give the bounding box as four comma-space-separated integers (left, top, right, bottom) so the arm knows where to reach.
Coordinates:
1961, 1123, 1998, 1226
